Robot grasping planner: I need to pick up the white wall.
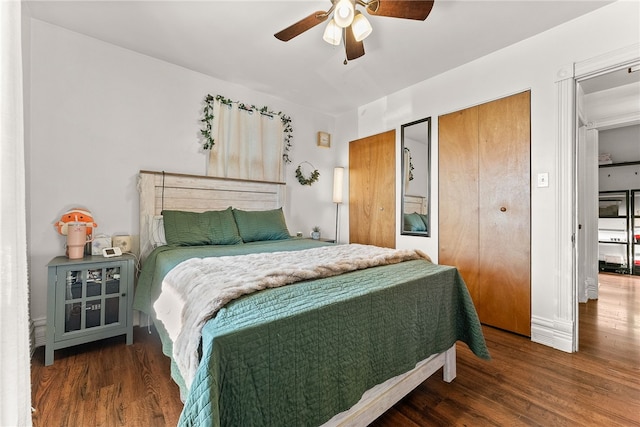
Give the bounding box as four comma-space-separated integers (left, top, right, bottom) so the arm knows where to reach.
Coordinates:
26, 20, 341, 336
598, 125, 640, 191
585, 82, 640, 123
402, 137, 429, 199
350, 1, 639, 348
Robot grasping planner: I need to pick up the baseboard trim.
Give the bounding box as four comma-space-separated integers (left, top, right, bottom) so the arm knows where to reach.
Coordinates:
531, 315, 573, 353
32, 317, 47, 349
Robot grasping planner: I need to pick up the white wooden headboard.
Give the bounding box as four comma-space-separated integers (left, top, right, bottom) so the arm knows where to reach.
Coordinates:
138, 170, 286, 258
404, 194, 426, 215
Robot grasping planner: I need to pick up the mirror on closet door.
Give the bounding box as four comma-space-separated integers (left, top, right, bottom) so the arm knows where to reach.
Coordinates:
401, 117, 431, 237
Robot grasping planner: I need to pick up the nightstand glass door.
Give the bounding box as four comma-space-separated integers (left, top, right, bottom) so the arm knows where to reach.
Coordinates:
56, 264, 127, 340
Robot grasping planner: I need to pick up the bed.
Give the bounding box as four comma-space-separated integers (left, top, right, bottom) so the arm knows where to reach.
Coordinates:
134, 170, 490, 427
403, 195, 429, 233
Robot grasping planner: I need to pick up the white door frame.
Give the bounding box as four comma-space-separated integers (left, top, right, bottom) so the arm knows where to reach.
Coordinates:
576, 124, 599, 305
555, 43, 640, 352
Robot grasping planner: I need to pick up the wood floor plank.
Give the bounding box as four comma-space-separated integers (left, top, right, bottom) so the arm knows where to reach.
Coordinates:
370, 273, 640, 427
31, 273, 640, 426
31, 328, 182, 427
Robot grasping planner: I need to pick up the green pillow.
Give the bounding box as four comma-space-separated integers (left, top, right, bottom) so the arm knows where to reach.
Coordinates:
207, 208, 243, 245
162, 208, 242, 246
403, 212, 426, 232
418, 213, 429, 232
232, 208, 291, 242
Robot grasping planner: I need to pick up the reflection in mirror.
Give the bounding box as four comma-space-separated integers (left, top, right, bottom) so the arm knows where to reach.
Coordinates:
401, 117, 431, 236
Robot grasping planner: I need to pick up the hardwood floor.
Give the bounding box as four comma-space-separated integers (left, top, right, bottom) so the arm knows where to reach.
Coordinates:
31, 327, 183, 426
371, 273, 640, 427
31, 273, 640, 426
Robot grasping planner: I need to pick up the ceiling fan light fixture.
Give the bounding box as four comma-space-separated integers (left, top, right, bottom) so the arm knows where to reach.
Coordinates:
334, 0, 355, 28
322, 19, 342, 45
352, 11, 372, 42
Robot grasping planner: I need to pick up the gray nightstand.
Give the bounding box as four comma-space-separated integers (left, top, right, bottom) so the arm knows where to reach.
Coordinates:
45, 254, 135, 365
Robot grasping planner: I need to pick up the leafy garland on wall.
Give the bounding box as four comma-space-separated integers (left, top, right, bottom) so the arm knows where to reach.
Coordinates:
404, 147, 415, 181
200, 94, 293, 163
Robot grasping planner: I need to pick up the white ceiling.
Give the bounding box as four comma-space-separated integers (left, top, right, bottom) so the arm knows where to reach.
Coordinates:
25, 0, 616, 115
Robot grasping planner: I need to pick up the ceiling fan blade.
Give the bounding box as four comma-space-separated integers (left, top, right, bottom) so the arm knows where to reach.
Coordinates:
274, 11, 329, 41
345, 25, 365, 61
366, 0, 435, 21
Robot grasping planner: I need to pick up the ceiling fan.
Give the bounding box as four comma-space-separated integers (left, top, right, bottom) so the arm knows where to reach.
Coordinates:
274, 0, 435, 63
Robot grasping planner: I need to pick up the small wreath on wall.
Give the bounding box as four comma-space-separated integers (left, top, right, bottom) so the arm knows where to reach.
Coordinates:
295, 162, 320, 186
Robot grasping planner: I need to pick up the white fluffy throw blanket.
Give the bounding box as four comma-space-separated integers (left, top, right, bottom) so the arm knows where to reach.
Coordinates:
155, 243, 430, 389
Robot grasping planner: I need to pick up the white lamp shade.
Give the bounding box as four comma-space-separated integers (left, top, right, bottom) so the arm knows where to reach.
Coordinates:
333, 167, 344, 203
352, 12, 372, 42
323, 19, 342, 46
334, 0, 354, 28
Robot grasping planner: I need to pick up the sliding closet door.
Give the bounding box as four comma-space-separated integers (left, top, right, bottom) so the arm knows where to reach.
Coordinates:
478, 91, 531, 336
349, 130, 396, 248
438, 107, 480, 302
439, 91, 531, 336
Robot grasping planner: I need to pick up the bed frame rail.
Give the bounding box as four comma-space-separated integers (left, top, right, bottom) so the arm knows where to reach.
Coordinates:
324, 345, 456, 426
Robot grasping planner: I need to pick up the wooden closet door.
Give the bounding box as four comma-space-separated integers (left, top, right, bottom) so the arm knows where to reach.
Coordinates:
438, 91, 531, 337
438, 107, 480, 302
478, 91, 531, 336
349, 130, 396, 248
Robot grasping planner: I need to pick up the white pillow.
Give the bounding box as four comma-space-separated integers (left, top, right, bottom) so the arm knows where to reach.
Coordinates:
149, 215, 166, 247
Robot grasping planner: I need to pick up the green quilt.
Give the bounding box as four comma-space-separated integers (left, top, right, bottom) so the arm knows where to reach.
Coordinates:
133, 239, 337, 396
133, 241, 489, 427
133, 238, 333, 316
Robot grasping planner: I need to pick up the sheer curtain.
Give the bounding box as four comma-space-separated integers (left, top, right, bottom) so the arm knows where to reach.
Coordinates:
207, 99, 284, 182
0, 1, 33, 425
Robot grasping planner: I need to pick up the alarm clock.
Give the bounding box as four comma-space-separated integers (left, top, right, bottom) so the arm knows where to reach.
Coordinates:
102, 247, 122, 258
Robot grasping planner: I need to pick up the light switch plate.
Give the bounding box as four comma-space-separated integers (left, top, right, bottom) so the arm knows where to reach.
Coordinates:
537, 172, 549, 188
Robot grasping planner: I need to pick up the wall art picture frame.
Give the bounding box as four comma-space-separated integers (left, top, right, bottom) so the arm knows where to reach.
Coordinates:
317, 131, 331, 148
